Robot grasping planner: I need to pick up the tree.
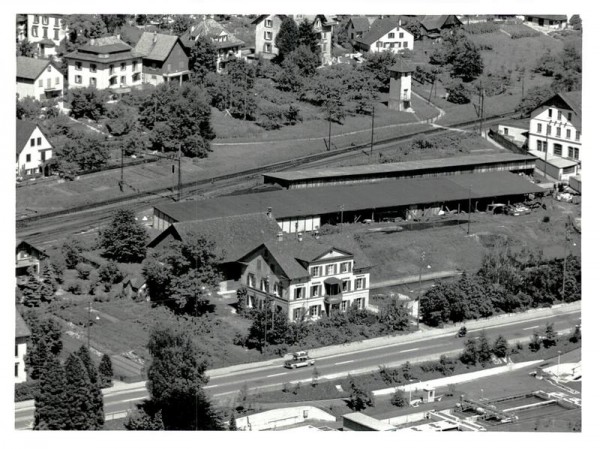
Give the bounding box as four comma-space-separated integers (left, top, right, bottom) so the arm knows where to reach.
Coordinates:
391, 390, 407, 407
298, 19, 319, 54
460, 337, 478, 365
105, 103, 139, 136
76, 345, 105, 428
170, 15, 194, 36
98, 209, 149, 263
98, 261, 124, 285
99, 354, 114, 388
99, 14, 129, 33
146, 324, 223, 430
64, 353, 98, 429
65, 15, 108, 49
124, 404, 165, 430
275, 17, 299, 61
311, 366, 320, 387
20, 267, 42, 307
286, 45, 320, 78
17, 97, 44, 120
477, 332, 492, 366
569, 15, 582, 31
492, 335, 509, 359
61, 239, 83, 269
245, 308, 294, 350
67, 86, 109, 121
143, 236, 222, 315
34, 355, 70, 430
403, 18, 423, 40
445, 79, 472, 104
39, 263, 56, 303
378, 300, 411, 332
23, 312, 63, 380
17, 39, 36, 57
543, 323, 557, 348
449, 38, 483, 81
347, 377, 372, 411
189, 36, 218, 83
517, 85, 556, 116
55, 131, 110, 172
228, 412, 237, 430
361, 51, 398, 91
529, 331, 542, 352
275, 59, 304, 92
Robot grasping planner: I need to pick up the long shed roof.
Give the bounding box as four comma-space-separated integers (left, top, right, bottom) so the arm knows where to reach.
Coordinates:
155, 172, 544, 223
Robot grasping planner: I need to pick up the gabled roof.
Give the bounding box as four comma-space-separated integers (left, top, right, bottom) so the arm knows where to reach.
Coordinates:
16, 120, 39, 156
537, 91, 582, 129
65, 36, 141, 63
135, 32, 181, 61
355, 16, 410, 47
16, 239, 48, 257
526, 15, 568, 21
78, 36, 132, 53
243, 233, 372, 280
182, 18, 244, 49
16, 311, 31, 339
251, 14, 288, 25
417, 15, 463, 31
149, 213, 282, 263
389, 59, 416, 73
16, 56, 52, 80
347, 16, 371, 33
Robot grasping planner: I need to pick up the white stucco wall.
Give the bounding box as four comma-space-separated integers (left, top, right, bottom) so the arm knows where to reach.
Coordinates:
17, 126, 53, 177
236, 406, 336, 431
369, 25, 414, 53
528, 105, 581, 161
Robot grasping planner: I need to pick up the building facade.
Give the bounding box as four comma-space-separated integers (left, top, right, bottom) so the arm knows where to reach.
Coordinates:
252, 14, 287, 59
16, 120, 53, 178
388, 59, 415, 111
238, 235, 371, 321
15, 312, 31, 384
27, 14, 68, 57
345, 16, 371, 41
135, 32, 191, 85
527, 91, 581, 179
524, 15, 568, 30
65, 36, 143, 91
355, 17, 414, 54
16, 57, 64, 101
16, 240, 47, 276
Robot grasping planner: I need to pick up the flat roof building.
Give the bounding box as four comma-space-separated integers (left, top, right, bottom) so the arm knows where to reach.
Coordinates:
263, 153, 537, 189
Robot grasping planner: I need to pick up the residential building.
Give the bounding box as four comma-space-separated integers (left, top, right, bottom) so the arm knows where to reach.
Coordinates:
293, 15, 336, 65
251, 14, 287, 59
16, 240, 47, 276
16, 119, 53, 178
388, 58, 416, 111
345, 16, 371, 41
15, 311, 31, 384
524, 15, 568, 30
354, 17, 414, 54
493, 118, 530, 147
182, 18, 245, 72
238, 233, 372, 321
16, 14, 27, 42
16, 56, 64, 101
527, 91, 581, 180
400, 15, 463, 40
134, 32, 191, 86
64, 36, 143, 91
27, 14, 68, 57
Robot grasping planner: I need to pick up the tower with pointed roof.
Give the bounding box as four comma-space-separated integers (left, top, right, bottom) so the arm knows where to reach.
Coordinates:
388, 59, 416, 112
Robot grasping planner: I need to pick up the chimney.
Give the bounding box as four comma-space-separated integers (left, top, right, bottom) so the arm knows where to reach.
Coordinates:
277, 231, 283, 242
297, 232, 303, 242
153, 31, 158, 43
267, 207, 272, 218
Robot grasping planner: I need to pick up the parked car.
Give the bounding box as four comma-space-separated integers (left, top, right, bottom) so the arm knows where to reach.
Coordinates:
505, 204, 531, 216
457, 326, 468, 338
284, 351, 316, 369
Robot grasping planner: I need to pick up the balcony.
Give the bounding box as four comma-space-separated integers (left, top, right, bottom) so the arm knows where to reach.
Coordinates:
323, 277, 343, 304
324, 293, 343, 305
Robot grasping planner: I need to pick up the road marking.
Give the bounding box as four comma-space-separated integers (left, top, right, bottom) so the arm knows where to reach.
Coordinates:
334, 360, 355, 366
398, 348, 420, 353
266, 373, 288, 378
523, 325, 540, 330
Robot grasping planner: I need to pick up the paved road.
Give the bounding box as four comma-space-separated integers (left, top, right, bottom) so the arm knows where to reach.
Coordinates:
15, 307, 580, 429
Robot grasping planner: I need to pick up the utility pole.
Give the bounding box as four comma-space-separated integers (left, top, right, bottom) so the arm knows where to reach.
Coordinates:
177, 144, 182, 202
87, 300, 91, 348
340, 204, 344, 224
562, 217, 571, 300
467, 184, 472, 235
370, 104, 375, 161
119, 146, 124, 192
544, 121, 550, 181
417, 251, 425, 330
328, 109, 332, 151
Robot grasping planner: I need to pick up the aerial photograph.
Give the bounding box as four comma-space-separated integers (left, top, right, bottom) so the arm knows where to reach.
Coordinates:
13, 5, 584, 436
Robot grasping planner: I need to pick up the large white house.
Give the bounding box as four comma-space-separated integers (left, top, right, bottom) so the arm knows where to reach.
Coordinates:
527, 91, 581, 180
238, 233, 371, 321
16, 56, 64, 101
355, 16, 414, 54
16, 120, 53, 178
26, 14, 68, 57
64, 36, 143, 91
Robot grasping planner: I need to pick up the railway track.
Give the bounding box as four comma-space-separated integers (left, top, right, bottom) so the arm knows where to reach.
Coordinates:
17, 111, 519, 246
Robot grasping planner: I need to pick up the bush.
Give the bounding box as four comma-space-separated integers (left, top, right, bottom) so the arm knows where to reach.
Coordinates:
391, 390, 407, 407
75, 263, 93, 280
98, 261, 124, 285
15, 380, 40, 402
65, 281, 84, 295
256, 103, 287, 130
445, 81, 472, 104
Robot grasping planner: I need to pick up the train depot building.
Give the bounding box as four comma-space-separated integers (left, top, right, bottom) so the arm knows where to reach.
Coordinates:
153, 171, 545, 234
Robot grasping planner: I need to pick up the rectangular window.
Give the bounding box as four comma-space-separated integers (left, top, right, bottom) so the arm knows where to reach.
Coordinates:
32, 26, 38, 37
310, 305, 320, 317
55, 17, 60, 27
120, 76, 126, 85
388, 32, 395, 38
568, 147, 574, 158
90, 64, 97, 73
311, 285, 320, 297
403, 41, 408, 48
340, 262, 350, 273
355, 298, 365, 309
109, 65, 115, 75
90, 77, 96, 86
355, 278, 365, 290
247, 273, 255, 288
121, 62, 126, 71
26, 154, 31, 162
295, 287, 305, 300
575, 131, 580, 141
133, 73, 141, 82
55, 77, 60, 85
558, 111, 562, 120
553, 143, 562, 156
503, 127, 509, 135
543, 141, 548, 152
546, 124, 551, 135
38, 79, 43, 87
556, 127, 561, 138
341, 301, 348, 312
311, 266, 321, 277
43, 27, 48, 38
41, 151, 46, 162
536, 140, 542, 151
74, 75, 82, 84
75, 61, 82, 71
30, 138, 35, 147
342, 280, 350, 292
42, 16, 49, 25
264, 31, 272, 40
15, 363, 19, 378
566, 129, 571, 139
548, 109, 553, 118
376, 42, 382, 48
567, 112, 572, 121
399, 32, 404, 38
325, 264, 335, 276
15, 345, 18, 357
537, 123, 542, 133
293, 308, 302, 320
34, 15, 39, 24
573, 148, 579, 159
37, 137, 41, 145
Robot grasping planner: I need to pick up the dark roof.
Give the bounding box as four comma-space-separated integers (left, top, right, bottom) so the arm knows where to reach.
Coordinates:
135, 32, 180, 61
149, 213, 282, 263
251, 14, 288, 25
263, 153, 537, 183
526, 15, 568, 21
355, 16, 404, 46
347, 16, 371, 33
155, 172, 544, 223
65, 36, 141, 63
242, 233, 372, 280
78, 36, 133, 53
389, 59, 416, 73
16, 311, 31, 339
182, 18, 244, 49
538, 91, 582, 129
417, 15, 463, 31
16, 120, 39, 155
16, 239, 48, 257
16, 56, 51, 80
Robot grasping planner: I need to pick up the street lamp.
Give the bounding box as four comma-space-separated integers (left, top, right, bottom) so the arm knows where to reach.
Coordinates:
416, 251, 428, 331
